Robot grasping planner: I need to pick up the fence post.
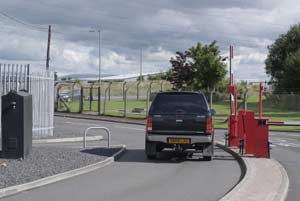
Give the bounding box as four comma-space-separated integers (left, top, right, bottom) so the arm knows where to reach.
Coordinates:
55, 87, 60, 112
146, 82, 153, 116
146, 87, 150, 117
124, 89, 127, 117
122, 82, 127, 117
98, 86, 101, 115
26, 64, 30, 92
122, 81, 127, 101
243, 83, 249, 110
79, 87, 83, 113
89, 87, 93, 111
160, 80, 163, 92
3, 64, 6, 94
108, 82, 112, 101
149, 81, 153, 96
103, 85, 109, 115
137, 81, 141, 100
0, 64, 2, 95
71, 82, 76, 102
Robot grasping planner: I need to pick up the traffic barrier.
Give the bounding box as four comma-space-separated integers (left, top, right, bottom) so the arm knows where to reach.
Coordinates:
227, 81, 270, 158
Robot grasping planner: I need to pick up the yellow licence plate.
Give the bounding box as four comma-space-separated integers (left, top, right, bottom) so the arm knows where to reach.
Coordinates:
167, 138, 191, 144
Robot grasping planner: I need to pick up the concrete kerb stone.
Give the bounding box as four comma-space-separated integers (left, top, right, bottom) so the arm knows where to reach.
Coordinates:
217, 142, 290, 201
0, 145, 126, 199
55, 112, 146, 126
216, 142, 247, 198
33, 136, 103, 144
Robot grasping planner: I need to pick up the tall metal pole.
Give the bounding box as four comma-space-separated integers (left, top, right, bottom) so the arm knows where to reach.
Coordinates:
98, 30, 101, 86
229, 45, 233, 115
98, 29, 102, 115
140, 48, 142, 79
46, 25, 51, 70
229, 45, 232, 85
90, 28, 102, 115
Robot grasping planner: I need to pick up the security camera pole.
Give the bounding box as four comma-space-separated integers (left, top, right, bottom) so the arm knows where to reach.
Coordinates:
46, 25, 51, 70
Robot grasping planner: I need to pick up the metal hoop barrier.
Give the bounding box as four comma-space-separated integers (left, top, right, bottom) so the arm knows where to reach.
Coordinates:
83, 127, 111, 149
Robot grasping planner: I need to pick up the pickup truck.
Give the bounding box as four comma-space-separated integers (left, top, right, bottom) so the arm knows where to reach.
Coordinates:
145, 92, 214, 161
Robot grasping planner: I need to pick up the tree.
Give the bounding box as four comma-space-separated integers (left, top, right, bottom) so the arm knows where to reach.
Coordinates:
265, 23, 300, 93
189, 41, 227, 107
167, 51, 193, 90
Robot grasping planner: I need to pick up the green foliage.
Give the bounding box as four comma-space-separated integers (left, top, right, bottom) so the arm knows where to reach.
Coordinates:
215, 78, 229, 93
167, 41, 227, 92
189, 41, 227, 92
265, 23, 300, 93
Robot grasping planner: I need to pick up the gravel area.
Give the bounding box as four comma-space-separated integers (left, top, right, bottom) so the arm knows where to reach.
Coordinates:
0, 146, 121, 189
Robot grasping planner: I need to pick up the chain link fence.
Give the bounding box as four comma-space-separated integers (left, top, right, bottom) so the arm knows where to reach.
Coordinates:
55, 80, 173, 118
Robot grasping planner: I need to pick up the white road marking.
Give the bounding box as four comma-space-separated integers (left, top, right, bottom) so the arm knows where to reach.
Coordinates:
271, 138, 287, 143
65, 121, 105, 126
114, 126, 144, 131
272, 142, 300, 148
270, 133, 300, 138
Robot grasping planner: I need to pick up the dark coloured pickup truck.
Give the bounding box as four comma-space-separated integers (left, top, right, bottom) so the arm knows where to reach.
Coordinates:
145, 92, 215, 160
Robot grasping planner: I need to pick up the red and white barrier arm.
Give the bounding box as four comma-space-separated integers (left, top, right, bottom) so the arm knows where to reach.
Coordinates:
267, 121, 300, 126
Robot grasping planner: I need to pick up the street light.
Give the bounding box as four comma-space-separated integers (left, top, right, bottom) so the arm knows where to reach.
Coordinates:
90, 28, 102, 115
89, 29, 101, 86
221, 56, 230, 80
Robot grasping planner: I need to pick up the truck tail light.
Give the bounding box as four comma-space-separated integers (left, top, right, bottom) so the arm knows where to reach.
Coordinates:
206, 116, 213, 135
146, 117, 153, 132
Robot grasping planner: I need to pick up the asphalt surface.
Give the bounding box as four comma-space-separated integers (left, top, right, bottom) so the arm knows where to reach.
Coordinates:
268, 131, 300, 201
2, 117, 241, 201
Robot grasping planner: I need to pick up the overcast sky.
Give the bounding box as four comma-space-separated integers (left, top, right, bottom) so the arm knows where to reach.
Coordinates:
0, 0, 300, 80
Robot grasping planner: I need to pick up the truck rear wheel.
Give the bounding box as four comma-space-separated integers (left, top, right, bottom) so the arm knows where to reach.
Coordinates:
146, 154, 157, 160
203, 156, 212, 161
145, 141, 157, 160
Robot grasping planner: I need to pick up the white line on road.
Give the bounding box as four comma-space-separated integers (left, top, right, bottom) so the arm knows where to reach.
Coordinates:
114, 126, 144, 131
65, 121, 105, 127
272, 142, 300, 148
270, 133, 300, 138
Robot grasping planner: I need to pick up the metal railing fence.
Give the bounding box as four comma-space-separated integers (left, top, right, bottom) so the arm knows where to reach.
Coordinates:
0, 64, 54, 137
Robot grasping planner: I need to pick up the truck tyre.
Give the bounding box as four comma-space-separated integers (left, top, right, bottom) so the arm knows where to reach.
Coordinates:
203, 156, 212, 161
146, 154, 157, 160
145, 141, 157, 160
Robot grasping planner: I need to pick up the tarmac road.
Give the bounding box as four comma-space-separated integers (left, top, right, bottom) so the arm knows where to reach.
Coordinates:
2, 117, 241, 201
268, 131, 300, 201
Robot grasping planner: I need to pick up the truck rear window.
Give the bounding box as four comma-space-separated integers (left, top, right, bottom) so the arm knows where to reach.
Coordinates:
149, 93, 208, 114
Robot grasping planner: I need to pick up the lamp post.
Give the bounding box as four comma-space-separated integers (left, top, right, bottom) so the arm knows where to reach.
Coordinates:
90, 28, 102, 115
89, 29, 101, 86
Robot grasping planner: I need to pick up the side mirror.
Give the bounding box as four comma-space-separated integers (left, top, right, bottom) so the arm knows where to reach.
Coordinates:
210, 109, 216, 116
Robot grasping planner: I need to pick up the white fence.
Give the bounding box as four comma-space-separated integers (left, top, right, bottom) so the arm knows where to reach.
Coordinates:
0, 64, 54, 137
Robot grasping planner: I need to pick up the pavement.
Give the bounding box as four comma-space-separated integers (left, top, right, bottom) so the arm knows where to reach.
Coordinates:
1, 116, 241, 201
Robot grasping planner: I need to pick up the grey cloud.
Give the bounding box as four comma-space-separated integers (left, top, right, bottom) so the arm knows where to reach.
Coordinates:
0, 0, 299, 80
